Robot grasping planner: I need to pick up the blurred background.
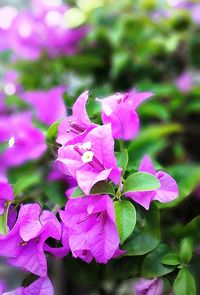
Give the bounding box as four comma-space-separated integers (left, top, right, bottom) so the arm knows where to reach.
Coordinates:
0, 0, 200, 294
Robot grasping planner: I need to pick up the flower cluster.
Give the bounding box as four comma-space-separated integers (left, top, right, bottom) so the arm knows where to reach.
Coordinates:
0, 88, 179, 293
0, 0, 88, 60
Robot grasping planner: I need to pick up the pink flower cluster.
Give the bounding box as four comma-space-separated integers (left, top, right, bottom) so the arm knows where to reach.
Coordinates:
0, 0, 88, 60
0, 88, 179, 293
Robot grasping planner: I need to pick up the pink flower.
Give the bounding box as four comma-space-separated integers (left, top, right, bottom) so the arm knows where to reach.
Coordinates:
125, 155, 179, 210
0, 203, 61, 277
133, 278, 163, 295
59, 195, 122, 263
0, 112, 46, 171
57, 124, 121, 194
0, 1, 88, 60
2, 277, 53, 295
57, 91, 96, 146
175, 72, 193, 93
21, 86, 66, 125
97, 90, 153, 140
0, 177, 14, 215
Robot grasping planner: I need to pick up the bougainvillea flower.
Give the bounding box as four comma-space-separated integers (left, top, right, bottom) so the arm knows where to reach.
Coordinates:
175, 72, 193, 93
97, 90, 153, 140
59, 195, 122, 264
22, 86, 66, 125
0, 1, 88, 60
0, 112, 46, 171
2, 277, 53, 295
0, 6, 18, 51
57, 91, 96, 146
0, 177, 14, 215
125, 155, 178, 210
133, 278, 163, 295
57, 124, 121, 194
191, 4, 200, 25
0, 203, 61, 277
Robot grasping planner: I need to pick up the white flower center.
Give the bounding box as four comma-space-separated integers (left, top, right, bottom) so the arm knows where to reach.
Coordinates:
4, 83, 16, 96
8, 136, 15, 148
81, 151, 94, 163
82, 141, 92, 151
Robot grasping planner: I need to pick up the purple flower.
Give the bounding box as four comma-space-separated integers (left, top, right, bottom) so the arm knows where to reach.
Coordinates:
57, 124, 121, 194
125, 155, 179, 210
2, 277, 53, 295
0, 203, 61, 277
21, 86, 66, 125
0, 112, 46, 171
57, 91, 96, 146
175, 72, 193, 93
0, 177, 14, 215
59, 195, 122, 263
97, 90, 153, 140
133, 278, 163, 295
0, 6, 17, 51
0, 1, 88, 60
190, 4, 200, 25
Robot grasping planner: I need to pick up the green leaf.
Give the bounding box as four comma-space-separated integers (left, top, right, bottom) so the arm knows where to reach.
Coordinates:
114, 200, 136, 244
162, 253, 181, 266
142, 244, 175, 277
122, 203, 160, 255
71, 187, 85, 199
173, 268, 196, 295
46, 120, 60, 142
13, 173, 41, 196
0, 142, 8, 155
90, 181, 115, 196
44, 182, 67, 206
71, 181, 115, 199
179, 238, 193, 263
123, 172, 160, 193
70, 187, 85, 199
0, 208, 8, 236
115, 149, 128, 175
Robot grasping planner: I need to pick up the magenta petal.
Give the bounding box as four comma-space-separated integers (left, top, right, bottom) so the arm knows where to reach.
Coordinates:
134, 278, 163, 295
0, 178, 14, 201
60, 195, 121, 264
76, 168, 112, 195
128, 90, 153, 110
87, 215, 120, 263
139, 155, 156, 175
57, 145, 84, 178
153, 171, 179, 203
19, 204, 42, 241
102, 106, 139, 140
22, 87, 66, 125
0, 227, 21, 258
72, 91, 91, 127
125, 191, 155, 210
9, 239, 47, 277
84, 124, 117, 168
23, 277, 54, 295
44, 244, 69, 258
